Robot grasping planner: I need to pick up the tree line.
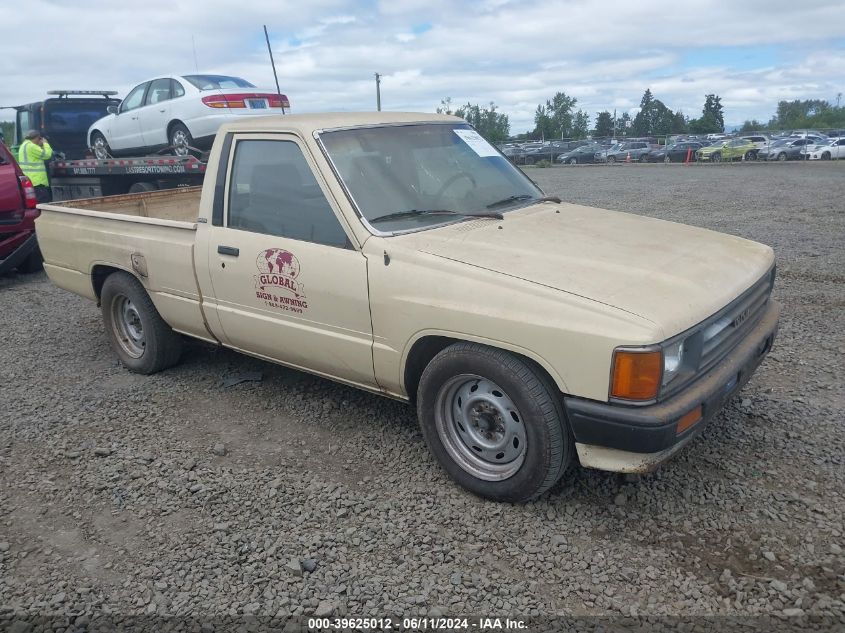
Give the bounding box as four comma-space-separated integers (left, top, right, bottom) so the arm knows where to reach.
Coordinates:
437, 90, 845, 143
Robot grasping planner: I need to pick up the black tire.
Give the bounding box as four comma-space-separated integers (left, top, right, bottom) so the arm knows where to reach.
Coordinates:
568, 157, 577, 165
416, 342, 572, 503
712, 152, 722, 163
821, 152, 831, 160
128, 181, 159, 194
744, 150, 756, 161
168, 122, 196, 157
17, 243, 43, 274
101, 271, 182, 374
607, 155, 616, 164
777, 152, 787, 162
90, 131, 112, 160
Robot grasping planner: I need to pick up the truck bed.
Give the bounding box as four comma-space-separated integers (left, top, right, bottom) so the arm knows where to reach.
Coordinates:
44, 186, 201, 223
36, 186, 213, 343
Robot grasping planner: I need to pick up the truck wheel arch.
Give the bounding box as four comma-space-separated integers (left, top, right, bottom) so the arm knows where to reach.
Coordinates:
92, 264, 139, 303
402, 334, 568, 404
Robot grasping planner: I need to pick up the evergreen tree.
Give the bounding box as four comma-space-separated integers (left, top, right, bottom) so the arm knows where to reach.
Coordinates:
594, 111, 613, 137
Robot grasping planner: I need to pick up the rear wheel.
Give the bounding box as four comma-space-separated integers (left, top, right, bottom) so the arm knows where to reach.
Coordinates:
417, 342, 573, 502
128, 181, 159, 194
168, 123, 195, 157
101, 272, 182, 374
90, 132, 112, 160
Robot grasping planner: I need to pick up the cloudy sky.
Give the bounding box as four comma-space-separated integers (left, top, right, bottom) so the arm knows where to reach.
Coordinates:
4, 0, 844, 133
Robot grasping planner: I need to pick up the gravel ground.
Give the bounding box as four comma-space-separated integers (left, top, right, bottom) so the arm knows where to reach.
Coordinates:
1, 162, 843, 630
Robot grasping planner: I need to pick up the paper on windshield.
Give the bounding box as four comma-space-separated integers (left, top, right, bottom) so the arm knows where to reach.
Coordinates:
454, 129, 498, 157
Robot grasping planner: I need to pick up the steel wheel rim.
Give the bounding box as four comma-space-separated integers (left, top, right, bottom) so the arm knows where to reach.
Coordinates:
111, 294, 145, 358
434, 374, 527, 481
171, 129, 190, 156
93, 136, 108, 159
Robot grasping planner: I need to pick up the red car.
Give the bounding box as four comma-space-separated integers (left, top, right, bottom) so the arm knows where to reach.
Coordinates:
0, 142, 41, 275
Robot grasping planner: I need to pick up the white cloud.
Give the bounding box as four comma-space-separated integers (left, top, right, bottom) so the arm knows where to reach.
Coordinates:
3, 0, 844, 133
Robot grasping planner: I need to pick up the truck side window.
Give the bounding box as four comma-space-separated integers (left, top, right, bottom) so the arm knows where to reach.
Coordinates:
227, 140, 349, 249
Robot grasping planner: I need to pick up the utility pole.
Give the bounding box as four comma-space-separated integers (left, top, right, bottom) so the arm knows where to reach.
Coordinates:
837, 92, 842, 108
375, 73, 382, 111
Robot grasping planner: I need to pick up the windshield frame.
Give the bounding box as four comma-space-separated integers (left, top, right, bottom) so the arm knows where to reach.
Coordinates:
313, 121, 545, 237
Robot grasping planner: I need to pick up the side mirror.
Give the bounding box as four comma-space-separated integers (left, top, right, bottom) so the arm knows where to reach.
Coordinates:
107, 105, 119, 115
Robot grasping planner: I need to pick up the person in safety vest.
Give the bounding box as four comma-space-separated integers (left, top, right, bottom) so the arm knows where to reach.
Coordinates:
18, 129, 54, 203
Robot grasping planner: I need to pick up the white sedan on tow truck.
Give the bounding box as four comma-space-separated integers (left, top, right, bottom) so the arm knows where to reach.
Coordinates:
87, 74, 289, 159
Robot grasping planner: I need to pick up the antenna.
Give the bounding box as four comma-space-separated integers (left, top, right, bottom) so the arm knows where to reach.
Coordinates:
263, 25, 285, 115
192, 35, 199, 73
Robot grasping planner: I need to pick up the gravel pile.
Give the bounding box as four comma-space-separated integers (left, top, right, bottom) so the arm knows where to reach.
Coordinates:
1, 162, 843, 629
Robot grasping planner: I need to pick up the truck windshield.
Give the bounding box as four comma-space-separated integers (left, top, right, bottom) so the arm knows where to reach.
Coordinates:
44, 103, 113, 134
319, 123, 543, 233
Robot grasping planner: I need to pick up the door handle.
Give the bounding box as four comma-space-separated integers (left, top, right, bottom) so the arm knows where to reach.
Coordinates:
159, 109, 166, 113
217, 245, 239, 256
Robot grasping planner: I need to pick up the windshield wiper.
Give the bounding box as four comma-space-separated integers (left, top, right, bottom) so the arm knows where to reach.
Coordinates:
369, 209, 503, 223
485, 194, 535, 209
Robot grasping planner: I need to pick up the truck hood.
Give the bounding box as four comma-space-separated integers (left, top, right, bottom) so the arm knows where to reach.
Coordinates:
410, 202, 774, 338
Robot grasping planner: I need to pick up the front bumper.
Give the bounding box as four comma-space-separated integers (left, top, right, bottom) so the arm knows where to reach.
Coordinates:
564, 300, 781, 473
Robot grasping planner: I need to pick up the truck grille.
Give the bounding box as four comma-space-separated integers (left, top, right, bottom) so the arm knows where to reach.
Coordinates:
698, 269, 774, 374
659, 266, 775, 402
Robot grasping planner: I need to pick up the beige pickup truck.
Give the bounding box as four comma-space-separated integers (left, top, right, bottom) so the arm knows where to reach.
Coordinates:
36, 112, 780, 502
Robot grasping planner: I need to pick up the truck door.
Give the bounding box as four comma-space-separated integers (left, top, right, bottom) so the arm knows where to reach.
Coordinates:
136, 78, 172, 149
199, 133, 377, 388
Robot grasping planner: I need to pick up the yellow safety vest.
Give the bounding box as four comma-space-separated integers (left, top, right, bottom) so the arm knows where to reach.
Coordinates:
18, 139, 53, 187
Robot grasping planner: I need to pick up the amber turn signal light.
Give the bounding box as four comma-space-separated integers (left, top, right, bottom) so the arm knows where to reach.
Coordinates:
610, 349, 662, 400
676, 405, 703, 435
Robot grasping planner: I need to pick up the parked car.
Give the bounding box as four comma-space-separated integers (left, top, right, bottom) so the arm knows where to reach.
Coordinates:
808, 138, 845, 160
644, 142, 703, 163
597, 141, 651, 163
763, 138, 816, 161
0, 142, 41, 275
36, 111, 780, 503
87, 74, 290, 158
557, 144, 602, 164
696, 138, 758, 162
740, 135, 771, 151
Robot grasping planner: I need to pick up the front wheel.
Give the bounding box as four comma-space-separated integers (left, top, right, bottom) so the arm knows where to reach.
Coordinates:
712, 152, 722, 163
90, 132, 112, 160
607, 155, 616, 164
101, 272, 182, 374
821, 152, 831, 160
777, 152, 787, 162
568, 157, 577, 165
417, 342, 572, 502
744, 150, 757, 161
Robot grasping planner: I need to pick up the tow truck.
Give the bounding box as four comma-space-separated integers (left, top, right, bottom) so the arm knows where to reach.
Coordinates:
8, 90, 207, 201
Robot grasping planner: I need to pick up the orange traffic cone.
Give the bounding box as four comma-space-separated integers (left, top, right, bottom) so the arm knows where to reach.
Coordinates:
684, 147, 692, 165
626, 152, 631, 163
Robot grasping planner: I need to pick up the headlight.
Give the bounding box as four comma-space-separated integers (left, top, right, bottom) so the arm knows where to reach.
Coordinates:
662, 339, 685, 386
